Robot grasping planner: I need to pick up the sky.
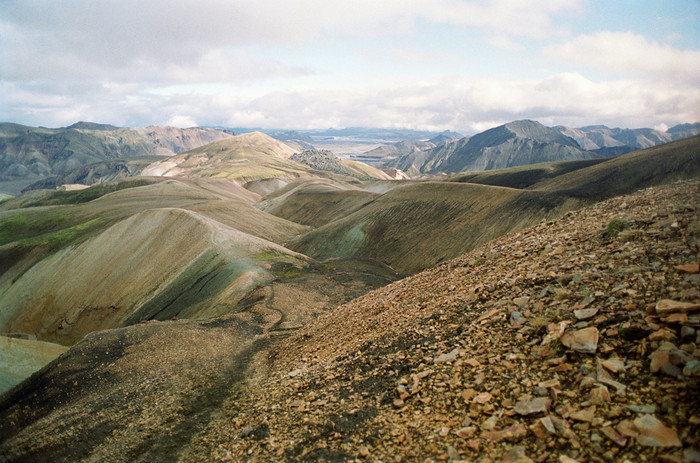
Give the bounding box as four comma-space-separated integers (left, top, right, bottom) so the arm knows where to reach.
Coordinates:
1, 0, 699, 134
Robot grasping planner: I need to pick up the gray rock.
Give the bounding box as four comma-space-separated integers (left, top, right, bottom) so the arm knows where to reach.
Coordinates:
510, 310, 525, 327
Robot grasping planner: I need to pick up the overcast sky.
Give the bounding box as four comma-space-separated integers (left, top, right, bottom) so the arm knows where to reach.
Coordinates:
1, 0, 699, 134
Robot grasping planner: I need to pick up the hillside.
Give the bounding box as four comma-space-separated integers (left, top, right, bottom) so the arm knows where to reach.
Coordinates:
530, 136, 700, 200
287, 182, 571, 275
0, 122, 234, 194
141, 132, 390, 184
0, 179, 696, 462
0, 177, 401, 348
283, 136, 700, 275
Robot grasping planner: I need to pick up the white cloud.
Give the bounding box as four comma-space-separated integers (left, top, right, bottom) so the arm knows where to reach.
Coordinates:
1, 1, 698, 133
1, 0, 580, 83
544, 31, 700, 85
166, 115, 198, 128
3, 70, 699, 132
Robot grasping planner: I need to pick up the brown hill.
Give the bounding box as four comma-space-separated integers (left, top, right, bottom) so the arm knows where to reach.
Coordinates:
287, 182, 573, 275
1, 180, 696, 462
142, 132, 390, 184
0, 177, 397, 347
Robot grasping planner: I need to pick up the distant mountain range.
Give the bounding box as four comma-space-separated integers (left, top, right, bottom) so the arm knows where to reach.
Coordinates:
1, 120, 698, 195
372, 120, 700, 176
0, 122, 234, 193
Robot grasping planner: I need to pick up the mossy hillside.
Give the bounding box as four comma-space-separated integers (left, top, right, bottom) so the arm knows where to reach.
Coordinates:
531, 135, 700, 199
265, 188, 378, 228
288, 182, 568, 275
0, 210, 110, 251
449, 158, 604, 189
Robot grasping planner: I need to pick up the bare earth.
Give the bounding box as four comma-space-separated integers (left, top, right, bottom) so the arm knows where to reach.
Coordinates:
0, 179, 698, 462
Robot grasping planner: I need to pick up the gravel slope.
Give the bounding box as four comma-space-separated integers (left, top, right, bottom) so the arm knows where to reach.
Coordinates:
1, 179, 697, 462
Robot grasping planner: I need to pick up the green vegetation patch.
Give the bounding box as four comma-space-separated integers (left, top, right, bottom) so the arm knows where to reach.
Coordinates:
603, 218, 630, 237
18, 178, 157, 208
0, 211, 110, 251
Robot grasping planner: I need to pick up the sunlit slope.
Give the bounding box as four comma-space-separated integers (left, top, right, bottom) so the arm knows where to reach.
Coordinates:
0, 207, 314, 345
142, 132, 392, 184
141, 132, 307, 182
288, 182, 571, 274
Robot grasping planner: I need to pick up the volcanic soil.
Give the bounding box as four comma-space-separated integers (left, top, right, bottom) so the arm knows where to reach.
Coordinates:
1, 179, 698, 462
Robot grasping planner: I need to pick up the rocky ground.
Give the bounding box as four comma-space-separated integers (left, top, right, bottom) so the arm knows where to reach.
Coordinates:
185, 179, 699, 462
1, 179, 698, 462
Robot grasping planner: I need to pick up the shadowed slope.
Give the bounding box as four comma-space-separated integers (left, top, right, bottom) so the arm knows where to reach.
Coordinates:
530, 135, 700, 199
288, 182, 573, 275
257, 178, 378, 228
448, 159, 605, 189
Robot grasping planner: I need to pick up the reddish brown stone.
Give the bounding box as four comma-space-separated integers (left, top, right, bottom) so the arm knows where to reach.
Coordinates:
633, 415, 682, 447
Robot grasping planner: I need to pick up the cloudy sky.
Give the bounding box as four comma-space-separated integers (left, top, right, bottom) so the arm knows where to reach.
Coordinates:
1, 0, 699, 134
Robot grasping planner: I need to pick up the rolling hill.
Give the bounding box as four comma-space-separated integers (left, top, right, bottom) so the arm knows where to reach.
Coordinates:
0, 177, 398, 347
142, 132, 392, 184
0, 177, 696, 462
0, 123, 698, 462
285, 136, 700, 274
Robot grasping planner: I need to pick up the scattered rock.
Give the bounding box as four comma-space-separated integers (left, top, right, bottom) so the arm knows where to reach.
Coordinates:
633, 415, 682, 447
570, 407, 595, 422
656, 299, 700, 315
561, 327, 599, 353
589, 385, 611, 404
514, 396, 551, 416
455, 426, 477, 438
601, 426, 627, 447
573, 307, 599, 320
684, 448, 700, 463
684, 359, 700, 377
473, 392, 493, 404
434, 349, 459, 364
510, 310, 525, 328
627, 404, 656, 414
500, 446, 534, 463
601, 358, 625, 373
676, 264, 699, 273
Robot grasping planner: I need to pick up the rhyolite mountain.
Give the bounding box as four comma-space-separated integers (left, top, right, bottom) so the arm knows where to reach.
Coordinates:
556, 122, 700, 156
387, 120, 598, 175
371, 120, 700, 176
0, 122, 235, 194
